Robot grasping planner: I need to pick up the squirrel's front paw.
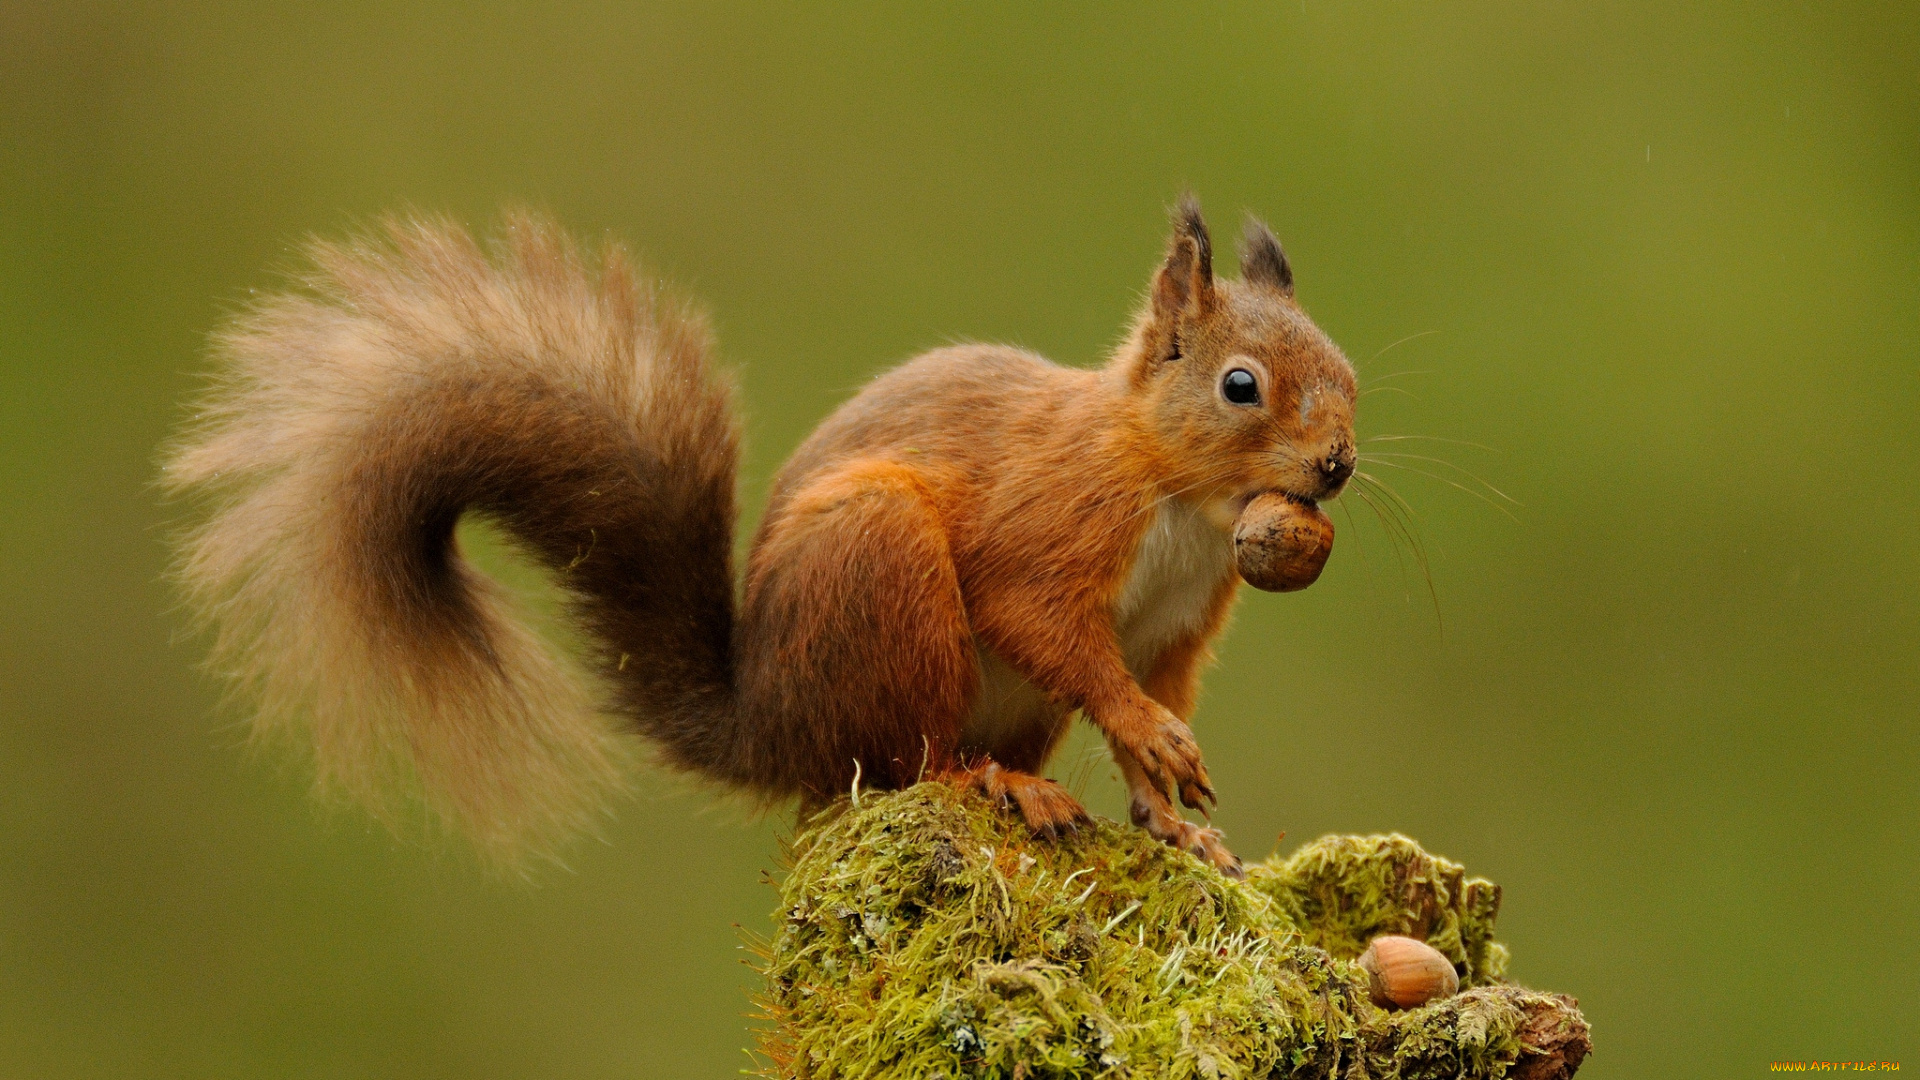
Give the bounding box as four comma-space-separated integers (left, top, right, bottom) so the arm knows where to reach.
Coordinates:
1114, 704, 1216, 813
1129, 796, 1244, 878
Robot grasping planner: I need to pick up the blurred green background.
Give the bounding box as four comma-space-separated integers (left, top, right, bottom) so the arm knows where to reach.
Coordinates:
3, 2, 1916, 1076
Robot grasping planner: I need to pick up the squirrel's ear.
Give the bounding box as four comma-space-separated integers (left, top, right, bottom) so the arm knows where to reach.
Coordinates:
1240, 216, 1293, 297
1152, 194, 1215, 327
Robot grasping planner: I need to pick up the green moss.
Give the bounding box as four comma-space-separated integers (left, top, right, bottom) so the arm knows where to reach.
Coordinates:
1245, 833, 1509, 987
755, 784, 1586, 1080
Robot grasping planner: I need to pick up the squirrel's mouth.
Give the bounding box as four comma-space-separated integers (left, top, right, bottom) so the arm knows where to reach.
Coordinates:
1291, 471, 1350, 505
1237, 489, 1319, 514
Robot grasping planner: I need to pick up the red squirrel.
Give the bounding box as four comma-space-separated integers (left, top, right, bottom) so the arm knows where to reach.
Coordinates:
162, 197, 1356, 876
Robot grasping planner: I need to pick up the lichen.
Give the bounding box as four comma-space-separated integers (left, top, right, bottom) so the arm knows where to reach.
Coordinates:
753, 783, 1587, 1080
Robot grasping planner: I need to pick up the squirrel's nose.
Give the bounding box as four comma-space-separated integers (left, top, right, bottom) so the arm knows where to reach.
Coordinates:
1318, 453, 1354, 489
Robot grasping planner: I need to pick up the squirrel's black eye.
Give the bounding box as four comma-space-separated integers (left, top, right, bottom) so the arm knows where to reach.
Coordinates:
1221, 368, 1260, 405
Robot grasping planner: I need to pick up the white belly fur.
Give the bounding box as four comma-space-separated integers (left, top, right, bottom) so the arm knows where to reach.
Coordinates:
1112, 499, 1237, 678
961, 500, 1235, 753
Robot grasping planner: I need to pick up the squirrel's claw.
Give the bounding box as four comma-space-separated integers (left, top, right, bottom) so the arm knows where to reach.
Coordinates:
1120, 707, 1213, 810
1128, 781, 1242, 876
1184, 826, 1242, 878
1179, 778, 1216, 816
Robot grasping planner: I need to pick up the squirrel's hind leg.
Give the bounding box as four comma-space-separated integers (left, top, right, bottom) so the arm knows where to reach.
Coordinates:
942, 760, 1088, 837
738, 459, 978, 798
740, 458, 1088, 837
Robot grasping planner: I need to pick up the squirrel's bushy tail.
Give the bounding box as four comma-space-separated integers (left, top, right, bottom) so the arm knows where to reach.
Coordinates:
161, 214, 741, 865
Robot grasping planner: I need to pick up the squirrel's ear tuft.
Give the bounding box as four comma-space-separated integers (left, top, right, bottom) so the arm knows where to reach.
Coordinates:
1152, 194, 1216, 325
1240, 216, 1293, 297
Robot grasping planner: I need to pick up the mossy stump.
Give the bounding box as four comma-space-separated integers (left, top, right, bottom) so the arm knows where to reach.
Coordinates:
755, 784, 1589, 1079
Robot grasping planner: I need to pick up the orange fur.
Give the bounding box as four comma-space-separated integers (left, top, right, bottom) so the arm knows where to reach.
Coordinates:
162, 198, 1357, 872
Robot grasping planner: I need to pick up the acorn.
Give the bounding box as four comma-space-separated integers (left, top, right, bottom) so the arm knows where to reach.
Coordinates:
1233, 492, 1334, 592
1357, 935, 1460, 1010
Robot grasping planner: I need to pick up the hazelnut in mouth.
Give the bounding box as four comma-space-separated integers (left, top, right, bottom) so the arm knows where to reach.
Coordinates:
1233, 491, 1334, 592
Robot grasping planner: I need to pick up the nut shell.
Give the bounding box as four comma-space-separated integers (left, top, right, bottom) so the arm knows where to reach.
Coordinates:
1358, 935, 1460, 1010
1233, 493, 1335, 592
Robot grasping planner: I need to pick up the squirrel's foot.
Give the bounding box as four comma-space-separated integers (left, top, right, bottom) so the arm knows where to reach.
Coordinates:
1130, 794, 1245, 879
1108, 703, 1216, 813
950, 761, 1088, 838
